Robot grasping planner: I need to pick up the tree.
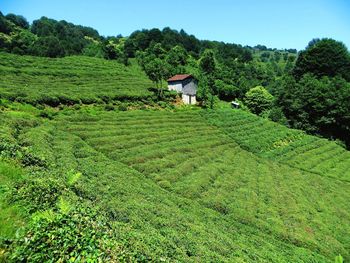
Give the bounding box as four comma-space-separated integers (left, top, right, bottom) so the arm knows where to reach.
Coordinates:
5, 13, 29, 29
293, 38, 350, 81
198, 49, 217, 108
284, 59, 294, 74
148, 28, 163, 43
10, 30, 37, 54
255, 44, 267, 51
199, 49, 217, 75
82, 38, 104, 58
144, 58, 169, 96
102, 37, 128, 64
30, 16, 101, 57
31, 16, 56, 36
166, 45, 187, 66
31, 36, 65, 57
148, 42, 166, 59
267, 107, 288, 125
0, 12, 13, 34
277, 74, 350, 147
166, 45, 188, 76
197, 74, 218, 109
260, 52, 270, 62
214, 79, 239, 100
244, 86, 274, 115
274, 51, 281, 62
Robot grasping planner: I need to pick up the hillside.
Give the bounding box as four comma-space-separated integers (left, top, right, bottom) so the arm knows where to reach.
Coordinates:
205, 110, 350, 181
0, 52, 153, 105
0, 4, 349, 262
1, 103, 349, 261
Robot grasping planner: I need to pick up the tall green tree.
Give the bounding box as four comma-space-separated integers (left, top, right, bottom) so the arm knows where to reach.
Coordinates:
293, 38, 350, 81
10, 30, 37, 54
166, 45, 188, 76
31, 36, 65, 57
277, 74, 350, 147
199, 49, 217, 75
198, 49, 217, 108
5, 13, 29, 29
144, 58, 169, 96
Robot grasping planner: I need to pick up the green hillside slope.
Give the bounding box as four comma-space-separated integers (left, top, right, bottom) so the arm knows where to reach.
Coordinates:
1, 106, 349, 262
0, 52, 153, 105
204, 109, 350, 181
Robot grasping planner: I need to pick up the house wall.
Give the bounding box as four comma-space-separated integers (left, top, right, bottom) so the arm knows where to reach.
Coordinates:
168, 78, 197, 105
168, 81, 183, 93
182, 80, 197, 95
182, 94, 197, 105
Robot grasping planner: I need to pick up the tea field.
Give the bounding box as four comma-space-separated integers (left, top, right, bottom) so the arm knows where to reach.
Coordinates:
0, 52, 153, 105
1, 105, 349, 262
204, 109, 350, 181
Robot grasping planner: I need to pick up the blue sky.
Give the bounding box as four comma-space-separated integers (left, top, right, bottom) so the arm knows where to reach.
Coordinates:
1, 0, 349, 50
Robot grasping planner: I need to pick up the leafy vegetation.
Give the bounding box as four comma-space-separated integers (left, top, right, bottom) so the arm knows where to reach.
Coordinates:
244, 86, 274, 115
293, 38, 350, 81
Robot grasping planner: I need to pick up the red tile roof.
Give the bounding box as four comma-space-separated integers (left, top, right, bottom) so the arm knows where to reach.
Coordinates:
167, 74, 192, 82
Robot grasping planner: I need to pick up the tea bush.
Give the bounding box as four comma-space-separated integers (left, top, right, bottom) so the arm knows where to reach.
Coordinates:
0, 53, 153, 106
8, 208, 132, 262
1, 106, 349, 262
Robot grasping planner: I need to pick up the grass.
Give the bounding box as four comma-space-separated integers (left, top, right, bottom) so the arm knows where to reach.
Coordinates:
0, 52, 153, 105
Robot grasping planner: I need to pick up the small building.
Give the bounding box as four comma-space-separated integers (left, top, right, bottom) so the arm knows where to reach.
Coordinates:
231, 101, 240, 109
167, 74, 197, 105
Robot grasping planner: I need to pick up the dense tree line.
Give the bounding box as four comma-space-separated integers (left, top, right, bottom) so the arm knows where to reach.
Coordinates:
274, 39, 350, 147
0, 12, 101, 57
0, 12, 258, 63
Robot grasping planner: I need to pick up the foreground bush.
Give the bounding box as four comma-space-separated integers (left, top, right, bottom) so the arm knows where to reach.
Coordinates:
7, 208, 122, 262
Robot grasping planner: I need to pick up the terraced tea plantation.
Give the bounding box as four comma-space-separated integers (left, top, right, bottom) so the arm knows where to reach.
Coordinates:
204, 110, 350, 181
1, 106, 350, 262
55, 109, 350, 260
0, 52, 153, 105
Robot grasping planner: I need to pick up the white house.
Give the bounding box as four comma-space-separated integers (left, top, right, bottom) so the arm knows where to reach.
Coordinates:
167, 74, 197, 105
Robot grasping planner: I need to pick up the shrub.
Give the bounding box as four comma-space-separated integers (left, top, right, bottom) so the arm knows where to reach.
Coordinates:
35, 104, 45, 110
98, 95, 112, 104
266, 107, 289, 126
118, 104, 128, 111
9, 178, 63, 213
157, 180, 171, 189
215, 79, 239, 100
38, 109, 55, 120
37, 95, 60, 107
104, 104, 115, 111
20, 148, 47, 167
244, 86, 274, 115
8, 208, 124, 262
57, 95, 80, 106
80, 97, 98, 104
